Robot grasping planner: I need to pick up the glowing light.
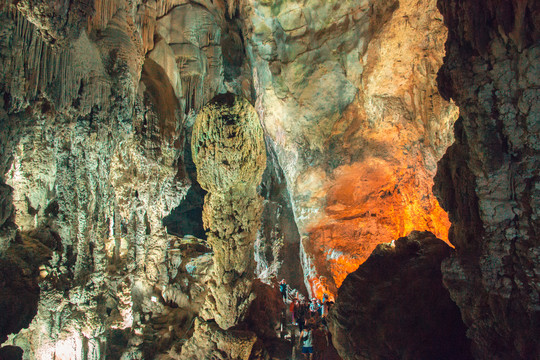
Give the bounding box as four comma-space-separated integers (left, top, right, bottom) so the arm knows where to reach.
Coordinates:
54, 333, 83, 360
305, 159, 452, 296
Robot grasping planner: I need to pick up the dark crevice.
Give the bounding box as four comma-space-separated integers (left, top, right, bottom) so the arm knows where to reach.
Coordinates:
163, 131, 207, 240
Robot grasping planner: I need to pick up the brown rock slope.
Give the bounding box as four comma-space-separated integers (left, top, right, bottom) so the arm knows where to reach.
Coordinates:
434, 0, 540, 358
329, 231, 472, 360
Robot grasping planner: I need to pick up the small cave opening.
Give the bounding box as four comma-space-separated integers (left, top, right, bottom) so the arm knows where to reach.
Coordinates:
0, 345, 24, 360
162, 134, 207, 240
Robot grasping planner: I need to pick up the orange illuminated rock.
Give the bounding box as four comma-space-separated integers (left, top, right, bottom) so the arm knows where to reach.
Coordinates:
302, 96, 453, 296
248, 0, 458, 298
306, 158, 451, 292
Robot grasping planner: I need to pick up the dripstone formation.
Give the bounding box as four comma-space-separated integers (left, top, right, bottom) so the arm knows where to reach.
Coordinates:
181, 94, 266, 358
0, 0, 538, 359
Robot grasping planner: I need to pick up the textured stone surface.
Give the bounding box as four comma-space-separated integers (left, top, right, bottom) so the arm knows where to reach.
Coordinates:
329, 231, 472, 360
1, 0, 536, 358
181, 94, 267, 358
191, 94, 266, 331
0, 231, 53, 346
180, 318, 259, 360
0, 1, 291, 357
255, 141, 306, 294
246, 0, 458, 296
156, 3, 224, 111
12, 0, 92, 45
0, 2, 189, 358
433, 0, 540, 358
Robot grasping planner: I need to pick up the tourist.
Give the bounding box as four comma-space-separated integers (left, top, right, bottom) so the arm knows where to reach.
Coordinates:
279, 279, 288, 301
310, 298, 319, 317
290, 298, 297, 324
313, 322, 329, 360
318, 299, 324, 317
322, 293, 328, 303
300, 324, 314, 360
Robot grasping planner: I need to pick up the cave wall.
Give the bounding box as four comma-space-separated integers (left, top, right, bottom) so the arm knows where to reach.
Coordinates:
3, 0, 537, 358
0, 2, 190, 357
0, 1, 302, 358
0, 0, 460, 315
245, 0, 458, 297
434, 0, 540, 358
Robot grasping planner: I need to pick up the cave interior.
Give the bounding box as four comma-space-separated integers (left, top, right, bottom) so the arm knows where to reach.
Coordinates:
0, 0, 538, 359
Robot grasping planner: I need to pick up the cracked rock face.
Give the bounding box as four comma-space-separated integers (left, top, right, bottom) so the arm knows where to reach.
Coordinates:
434, 0, 540, 358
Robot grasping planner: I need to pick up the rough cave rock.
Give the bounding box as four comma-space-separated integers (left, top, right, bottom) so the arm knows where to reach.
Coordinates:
0, 0, 537, 359
329, 231, 472, 360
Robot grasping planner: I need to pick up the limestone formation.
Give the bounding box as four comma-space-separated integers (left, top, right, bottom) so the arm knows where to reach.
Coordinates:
0, 2, 189, 358
433, 0, 540, 358
0, 0, 537, 359
179, 318, 259, 360
329, 231, 472, 360
189, 93, 265, 334
155, 3, 224, 112
246, 0, 458, 296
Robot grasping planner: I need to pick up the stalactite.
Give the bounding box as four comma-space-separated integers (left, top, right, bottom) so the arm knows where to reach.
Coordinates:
155, 0, 184, 18
10, 11, 70, 108
180, 74, 203, 113
87, 0, 119, 32
5, 10, 111, 112
226, 0, 238, 18
136, 1, 157, 54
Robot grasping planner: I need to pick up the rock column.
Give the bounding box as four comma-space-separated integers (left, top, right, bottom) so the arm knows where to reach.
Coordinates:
191, 93, 266, 330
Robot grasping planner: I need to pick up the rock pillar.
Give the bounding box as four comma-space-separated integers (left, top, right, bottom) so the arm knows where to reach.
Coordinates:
191, 93, 266, 330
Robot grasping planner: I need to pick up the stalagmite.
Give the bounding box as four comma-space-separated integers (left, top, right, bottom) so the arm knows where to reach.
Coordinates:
181, 93, 266, 358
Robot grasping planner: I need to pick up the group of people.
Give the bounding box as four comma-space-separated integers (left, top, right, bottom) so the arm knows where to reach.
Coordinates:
279, 279, 336, 359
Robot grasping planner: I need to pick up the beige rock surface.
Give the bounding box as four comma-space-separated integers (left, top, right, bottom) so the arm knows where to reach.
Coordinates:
246, 0, 457, 296
191, 94, 266, 332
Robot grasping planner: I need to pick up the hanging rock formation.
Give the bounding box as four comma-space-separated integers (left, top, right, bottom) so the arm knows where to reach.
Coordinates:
433, 0, 540, 359
245, 0, 458, 297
